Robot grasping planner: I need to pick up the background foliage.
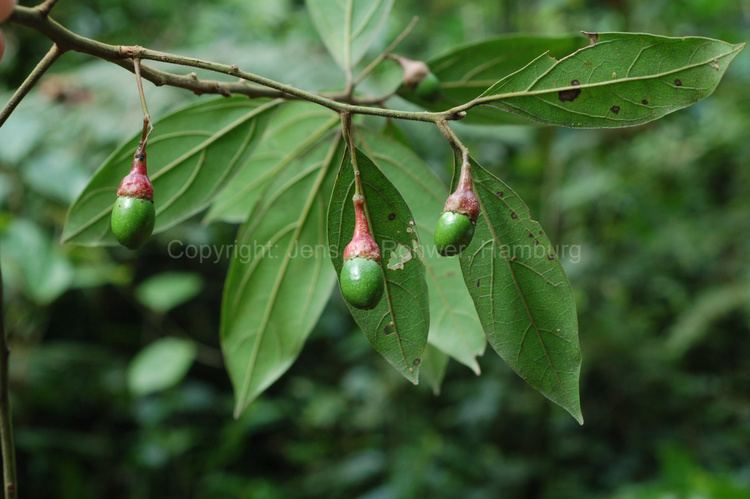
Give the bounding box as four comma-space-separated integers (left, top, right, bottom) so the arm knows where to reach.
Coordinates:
1, 0, 749, 497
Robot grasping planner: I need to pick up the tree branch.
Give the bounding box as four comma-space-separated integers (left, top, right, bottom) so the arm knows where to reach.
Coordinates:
7, 5, 469, 123
0, 43, 63, 127
0, 263, 17, 499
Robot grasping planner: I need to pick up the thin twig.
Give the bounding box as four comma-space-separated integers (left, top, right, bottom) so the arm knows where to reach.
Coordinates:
8, 5, 467, 123
0, 43, 63, 127
354, 16, 419, 85
36, 0, 60, 17
0, 264, 17, 499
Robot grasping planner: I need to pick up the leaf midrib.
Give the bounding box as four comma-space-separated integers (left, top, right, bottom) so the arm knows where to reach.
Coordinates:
233, 136, 341, 415
479, 43, 743, 105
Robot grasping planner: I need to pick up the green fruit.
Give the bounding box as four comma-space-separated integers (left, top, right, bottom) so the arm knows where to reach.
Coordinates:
434, 211, 474, 256
340, 257, 384, 309
415, 72, 441, 101
111, 196, 155, 249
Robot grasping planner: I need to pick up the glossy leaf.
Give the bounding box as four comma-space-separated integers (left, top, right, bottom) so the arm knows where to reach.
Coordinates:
327, 148, 428, 384
206, 102, 338, 223
459, 159, 583, 424
359, 131, 485, 373
222, 136, 343, 417
128, 337, 197, 396
420, 344, 449, 396
478, 32, 744, 128
306, 0, 394, 70
62, 97, 279, 245
399, 34, 587, 125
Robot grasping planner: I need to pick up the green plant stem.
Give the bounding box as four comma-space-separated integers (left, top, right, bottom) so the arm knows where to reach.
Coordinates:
340, 113, 363, 196
132, 58, 153, 146
0, 43, 63, 127
0, 264, 17, 499
7, 5, 468, 124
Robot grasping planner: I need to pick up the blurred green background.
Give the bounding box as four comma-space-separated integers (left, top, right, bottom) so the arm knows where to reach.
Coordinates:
1, 0, 749, 498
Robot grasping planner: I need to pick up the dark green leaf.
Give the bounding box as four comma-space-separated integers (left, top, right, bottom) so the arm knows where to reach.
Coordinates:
222, 136, 343, 417
459, 159, 583, 424
327, 148, 428, 383
306, 0, 394, 71
398, 34, 587, 125
478, 33, 744, 128
128, 337, 197, 396
206, 102, 338, 223
63, 97, 279, 245
359, 131, 485, 373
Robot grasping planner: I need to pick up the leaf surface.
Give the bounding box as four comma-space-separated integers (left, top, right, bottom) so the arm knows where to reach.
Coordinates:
459, 160, 583, 424
222, 136, 343, 417
327, 148, 428, 383
359, 132, 485, 373
206, 102, 338, 223
398, 34, 587, 125
306, 0, 394, 70
63, 97, 278, 245
478, 33, 744, 128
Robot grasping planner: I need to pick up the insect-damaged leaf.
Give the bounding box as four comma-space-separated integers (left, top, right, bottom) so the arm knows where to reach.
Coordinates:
398, 34, 587, 125
459, 159, 583, 424
359, 131, 485, 374
478, 32, 744, 128
63, 97, 278, 245
222, 137, 343, 417
327, 148, 429, 384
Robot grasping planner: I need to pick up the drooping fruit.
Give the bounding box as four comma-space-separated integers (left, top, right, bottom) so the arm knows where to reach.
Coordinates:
340, 194, 384, 309
111, 147, 155, 249
392, 54, 442, 102
434, 160, 480, 256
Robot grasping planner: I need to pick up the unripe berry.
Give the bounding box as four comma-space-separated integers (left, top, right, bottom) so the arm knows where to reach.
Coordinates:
434, 161, 479, 257
340, 194, 384, 309
415, 72, 441, 101
110, 147, 155, 249
434, 211, 474, 256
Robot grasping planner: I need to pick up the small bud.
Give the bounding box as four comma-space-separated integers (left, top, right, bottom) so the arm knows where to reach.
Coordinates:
392, 54, 442, 101
340, 194, 384, 309
434, 160, 479, 256
110, 146, 155, 249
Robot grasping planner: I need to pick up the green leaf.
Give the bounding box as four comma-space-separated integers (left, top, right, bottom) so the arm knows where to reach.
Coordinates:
306, 0, 394, 71
358, 131, 485, 373
399, 34, 587, 125
478, 32, 744, 128
222, 136, 343, 417
206, 102, 338, 223
458, 159, 583, 424
327, 148, 428, 384
420, 344, 449, 396
135, 272, 203, 314
62, 97, 279, 246
128, 337, 197, 396
0, 219, 73, 304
